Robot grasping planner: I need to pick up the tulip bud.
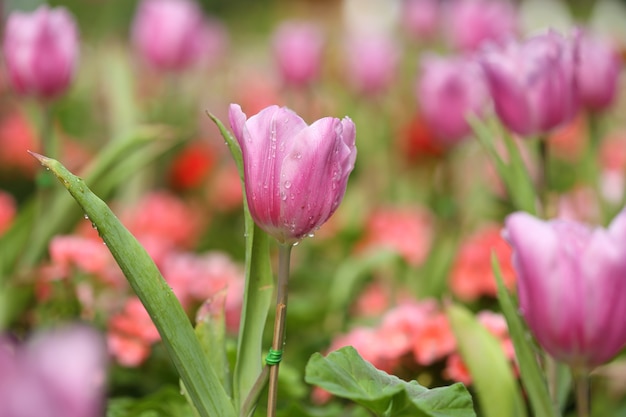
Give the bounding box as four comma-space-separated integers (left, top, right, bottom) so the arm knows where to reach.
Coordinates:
401, 0, 440, 41
131, 0, 211, 71
2, 5, 79, 99
504, 210, 626, 369
344, 33, 400, 97
417, 54, 489, 145
444, 0, 518, 52
271, 21, 325, 88
229, 104, 357, 244
574, 29, 622, 112
480, 31, 578, 136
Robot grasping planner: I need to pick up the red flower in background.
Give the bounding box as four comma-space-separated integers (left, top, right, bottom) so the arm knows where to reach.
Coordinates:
169, 141, 215, 190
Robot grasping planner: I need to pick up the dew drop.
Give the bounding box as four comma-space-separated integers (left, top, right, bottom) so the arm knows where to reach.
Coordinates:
307, 232, 315, 238
284, 181, 292, 189
83, 214, 89, 220
293, 241, 300, 246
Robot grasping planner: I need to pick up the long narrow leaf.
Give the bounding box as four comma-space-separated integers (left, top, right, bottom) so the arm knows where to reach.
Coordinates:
492, 254, 560, 417
210, 112, 274, 416
32, 153, 235, 417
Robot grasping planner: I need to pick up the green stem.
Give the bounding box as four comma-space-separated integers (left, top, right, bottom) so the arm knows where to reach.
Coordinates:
574, 371, 590, 417
267, 243, 292, 417
538, 136, 552, 218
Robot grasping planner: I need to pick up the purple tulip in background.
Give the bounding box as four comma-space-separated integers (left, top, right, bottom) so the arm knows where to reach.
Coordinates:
2, 5, 79, 99
229, 104, 357, 244
131, 0, 214, 71
444, 0, 518, 52
401, 0, 440, 41
575, 29, 622, 112
417, 54, 489, 145
0, 325, 108, 417
480, 30, 578, 137
344, 33, 400, 97
504, 211, 626, 369
272, 21, 325, 88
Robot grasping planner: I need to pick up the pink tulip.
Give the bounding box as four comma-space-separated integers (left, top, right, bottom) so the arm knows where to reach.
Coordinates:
0, 325, 107, 417
417, 54, 489, 145
504, 210, 626, 369
401, 0, 440, 41
131, 0, 212, 71
229, 104, 357, 244
575, 29, 622, 111
444, 0, 518, 51
344, 33, 401, 96
272, 21, 325, 88
2, 5, 79, 99
480, 31, 578, 136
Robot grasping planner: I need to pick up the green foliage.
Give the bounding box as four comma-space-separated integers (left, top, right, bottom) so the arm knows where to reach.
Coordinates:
305, 346, 476, 417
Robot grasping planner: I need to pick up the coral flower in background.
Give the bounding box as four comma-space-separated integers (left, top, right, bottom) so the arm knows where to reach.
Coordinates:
574, 29, 622, 112
343, 33, 401, 97
505, 210, 626, 369
272, 21, 325, 88
2, 5, 79, 99
0, 190, 16, 236
444, 0, 518, 52
480, 30, 578, 137
450, 225, 516, 302
131, 0, 215, 71
0, 325, 107, 417
417, 54, 489, 145
229, 104, 357, 244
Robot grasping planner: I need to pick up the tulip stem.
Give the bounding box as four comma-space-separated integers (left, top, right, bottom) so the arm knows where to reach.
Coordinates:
267, 243, 292, 417
574, 371, 590, 417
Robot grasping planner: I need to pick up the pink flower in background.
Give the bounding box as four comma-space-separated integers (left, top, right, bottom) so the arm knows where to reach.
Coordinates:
505, 210, 626, 369
344, 33, 400, 96
417, 54, 489, 145
121, 191, 204, 252
356, 206, 434, 266
575, 29, 622, 112
401, 0, 440, 41
480, 31, 578, 136
0, 325, 107, 417
131, 0, 212, 71
599, 131, 626, 203
0, 190, 16, 236
272, 21, 325, 88
229, 104, 357, 244
444, 0, 518, 52
108, 297, 160, 367
450, 225, 516, 301
2, 5, 79, 99
49, 235, 115, 279
208, 163, 244, 212
444, 353, 471, 385
412, 313, 456, 365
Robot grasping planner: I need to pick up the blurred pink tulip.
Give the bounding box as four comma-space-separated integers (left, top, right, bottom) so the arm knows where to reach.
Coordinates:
575, 29, 622, 112
344, 33, 401, 96
444, 0, 518, 51
0, 325, 107, 417
504, 210, 626, 369
229, 104, 357, 244
480, 31, 578, 136
2, 5, 79, 99
272, 21, 325, 88
401, 0, 440, 41
417, 54, 489, 145
131, 0, 213, 71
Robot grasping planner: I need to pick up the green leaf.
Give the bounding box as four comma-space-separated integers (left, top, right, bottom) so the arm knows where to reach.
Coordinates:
34, 154, 235, 417
469, 116, 537, 215
209, 112, 274, 416
107, 386, 195, 417
447, 303, 526, 417
492, 254, 561, 417
305, 346, 476, 417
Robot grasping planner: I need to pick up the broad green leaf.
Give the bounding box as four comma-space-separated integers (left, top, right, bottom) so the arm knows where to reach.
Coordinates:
209, 112, 274, 416
492, 255, 561, 417
34, 154, 235, 417
447, 303, 526, 417
305, 346, 476, 417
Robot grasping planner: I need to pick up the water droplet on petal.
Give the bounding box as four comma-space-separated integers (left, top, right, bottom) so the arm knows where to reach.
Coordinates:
84, 214, 89, 220
284, 181, 292, 189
